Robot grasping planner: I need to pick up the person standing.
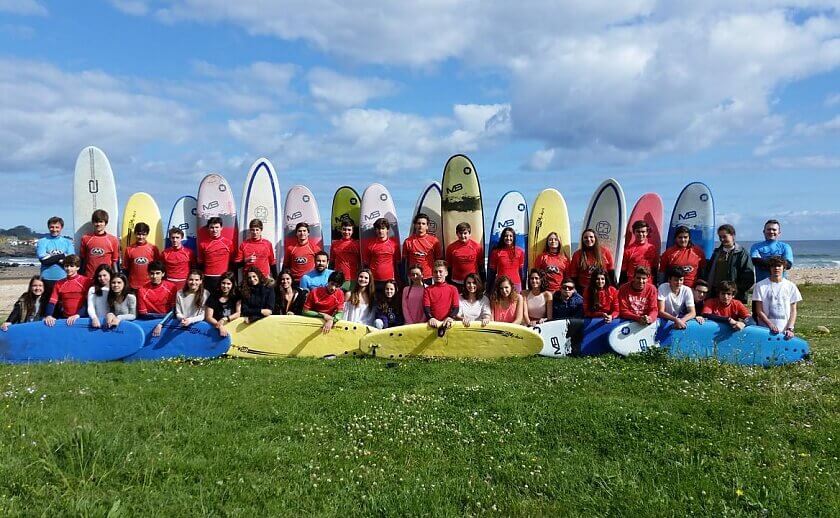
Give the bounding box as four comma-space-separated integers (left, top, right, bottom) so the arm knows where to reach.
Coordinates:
402, 213, 442, 284
752, 256, 801, 340
36, 216, 74, 300
750, 219, 794, 283
704, 224, 755, 304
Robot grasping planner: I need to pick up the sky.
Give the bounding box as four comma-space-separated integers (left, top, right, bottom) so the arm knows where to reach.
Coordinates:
1, 1, 839, 242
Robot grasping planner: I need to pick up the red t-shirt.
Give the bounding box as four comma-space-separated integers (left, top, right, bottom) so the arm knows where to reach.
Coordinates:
330, 238, 360, 281
235, 238, 276, 277
659, 245, 707, 287
622, 242, 659, 278
124, 243, 161, 290
445, 239, 483, 283
137, 280, 177, 315
422, 282, 460, 321
198, 236, 234, 277
582, 286, 619, 318
617, 282, 659, 321
568, 247, 614, 291
702, 298, 750, 320
284, 240, 320, 281
362, 237, 401, 282
489, 246, 525, 286
402, 233, 442, 278
49, 274, 91, 317
303, 286, 345, 316
80, 233, 120, 277
535, 252, 569, 292
161, 246, 195, 283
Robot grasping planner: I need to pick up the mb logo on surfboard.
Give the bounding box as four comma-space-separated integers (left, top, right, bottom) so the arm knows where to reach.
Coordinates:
678, 210, 697, 220
286, 211, 302, 221
446, 184, 463, 194
364, 211, 381, 221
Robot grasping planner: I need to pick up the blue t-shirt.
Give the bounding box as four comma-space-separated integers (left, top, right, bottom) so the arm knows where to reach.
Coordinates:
36, 235, 75, 281
299, 268, 333, 291
750, 240, 794, 282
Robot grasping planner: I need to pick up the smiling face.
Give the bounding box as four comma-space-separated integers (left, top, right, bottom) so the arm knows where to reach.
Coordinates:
594, 273, 606, 289
341, 224, 354, 239
187, 273, 202, 291
465, 277, 478, 294
64, 263, 80, 277
279, 273, 293, 288
546, 233, 560, 252
675, 231, 690, 248
718, 230, 735, 247
209, 223, 222, 238
110, 276, 125, 294
763, 222, 780, 241
296, 226, 309, 243
633, 226, 648, 244
96, 268, 111, 287
357, 271, 371, 287
433, 266, 447, 283
314, 254, 328, 272
668, 275, 685, 291
48, 222, 63, 237
582, 231, 596, 248
529, 272, 542, 290
30, 279, 45, 296
498, 280, 512, 298
457, 228, 471, 243
149, 270, 164, 285
219, 278, 233, 295
247, 271, 260, 286
384, 283, 396, 298
502, 229, 515, 246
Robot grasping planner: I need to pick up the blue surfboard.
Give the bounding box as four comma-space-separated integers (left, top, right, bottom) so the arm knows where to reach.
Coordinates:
0, 319, 145, 364
666, 182, 715, 258
166, 195, 198, 252
535, 318, 621, 357
488, 191, 529, 285
126, 319, 230, 361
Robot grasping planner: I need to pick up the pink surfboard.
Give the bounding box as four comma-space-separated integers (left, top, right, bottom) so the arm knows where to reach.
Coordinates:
197, 173, 238, 251
625, 193, 664, 254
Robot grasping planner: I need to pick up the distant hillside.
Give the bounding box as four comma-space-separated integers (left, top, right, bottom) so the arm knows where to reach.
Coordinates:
0, 226, 47, 240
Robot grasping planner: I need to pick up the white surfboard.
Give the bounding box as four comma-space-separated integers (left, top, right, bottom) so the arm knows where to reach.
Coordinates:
240, 158, 282, 260
582, 179, 627, 285
489, 190, 529, 266
197, 173, 238, 250
413, 182, 442, 239
283, 185, 322, 248
361, 183, 400, 244
666, 182, 716, 259
166, 196, 198, 252
534, 320, 574, 357
608, 320, 660, 356
73, 146, 118, 252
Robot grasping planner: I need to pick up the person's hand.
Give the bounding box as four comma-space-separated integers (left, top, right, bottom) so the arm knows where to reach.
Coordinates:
44, 316, 56, 327
695, 316, 705, 325
733, 321, 745, 331
641, 315, 651, 325
443, 317, 453, 329
1, 322, 9, 332
768, 323, 779, 334
322, 316, 334, 334
538, 318, 547, 324
481, 317, 490, 327
462, 317, 471, 327
180, 318, 190, 327
218, 326, 228, 338
603, 314, 613, 323
90, 317, 101, 328
66, 315, 79, 326
428, 318, 440, 329
153, 323, 163, 337
783, 328, 794, 340
674, 318, 687, 330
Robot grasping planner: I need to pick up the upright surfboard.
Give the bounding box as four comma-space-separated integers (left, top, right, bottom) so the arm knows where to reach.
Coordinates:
582, 179, 626, 284
331, 186, 361, 241
73, 146, 118, 253
197, 173, 238, 250
413, 182, 443, 239
126, 320, 231, 361
240, 158, 281, 260
166, 195, 198, 252
529, 188, 572, 268
441, 155, 484, 268
667, 182, 715, 258
283, 185, 323, 251
625, 193, 664, 257
225, 316, 365, 358
489, 191, 529, 272
361, 183, 400, 244
121, 192, 164, 251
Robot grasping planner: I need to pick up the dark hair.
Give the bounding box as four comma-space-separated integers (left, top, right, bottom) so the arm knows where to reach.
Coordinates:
694, 279, 709, 290
766, 256, 786, 268
543, 232, 569, 259
147, 260, 165, 274
91, 209, 109, 224
349, 268, 375, 306
240, 267, 269, 299
274, 269, 297, 313
717, 224, 736, 236
373, 217, 390, 230
764, 219, 781, 229
376, 279, 402, 316
460, 273, 485, 299
577, 229, 605, 272
107, 273, 132, 310
19, 275, 46, 321
433, 259, 448, 270
134, 222, 150, 235
413, 213, 429, 225
207, 217, 223, 227
216, 271, 238, 297
314, 250, 329, 260
248, 219, 263, 230
632, 220, 649, 231
491, 275, 516, 304
586, 268, 609, 312
666, 266, 685, 280
494, 227, 517, 250
64, 254, 81, 267
455, 222, 471, 234
674, 225, 693, 247
717, 280, 738, 295
339, 216, 355, 228
633, 265, 651, 277
93, 264, 114, 296
168, 226, 184, 238
183, 269, 206, 310
295, 222, 310, 232
327, 270, 345, 286
526, 268, 547, 292
47, 216, 64, 227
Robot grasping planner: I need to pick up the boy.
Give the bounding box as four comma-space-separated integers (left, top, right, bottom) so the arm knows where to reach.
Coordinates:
198, 217, 235, 293
161, 227, 195, 289
36, 216, 74, 298
235, 218, 277, 279
657, 267, 696, 330
704, 224, 754, 304
445, 222, 484, 284
701, 280, 750, 331
402, 212, 442, 283
137, 261, 177, 336
659, 225, 706, 287
752, 256, 801, 339
329, 217, 360, 286
44, 254, 91, 327
424, 260, 460, 336
692, 279, 710, 318
552, 279, 584, 319
123, 222, 161, 290
362, 218, 401, 290
622, 220, 659, 283
284, 222, 321, 283
80, 209, 120, 277
302, 271, 346, 334
750, 219, 794, 283
617, 265, 658, 325
300, 251, 333, 290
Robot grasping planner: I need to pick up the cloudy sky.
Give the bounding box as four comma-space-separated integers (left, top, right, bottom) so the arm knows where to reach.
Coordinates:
1, 1, 839, 241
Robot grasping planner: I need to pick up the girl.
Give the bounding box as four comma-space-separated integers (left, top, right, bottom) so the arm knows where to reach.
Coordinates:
488, 227, 526, 291
205, 271, 241, 337
87, 264, 113, 328
105, 273, 136, 328
1, 276, 46, 331
401, 264, 426, 324
273, 269, 306, 316
456, 273, 491, 327
659, 225, 707, 287
534, 232, 569, 292
176, 270, 209, 327
343, 268, 376, 325
522, 268, 553, 326
569, 229, 615, 292
374, 279, 403, 329
490, 275, 524, 325
583, 268, 619, 322
657, 267, 696, 330
241, 267, 275, 324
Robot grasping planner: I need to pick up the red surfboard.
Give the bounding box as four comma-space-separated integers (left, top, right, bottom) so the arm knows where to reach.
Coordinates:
625, 193, 664, 255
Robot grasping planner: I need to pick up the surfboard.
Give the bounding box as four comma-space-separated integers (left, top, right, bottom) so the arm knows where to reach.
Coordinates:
120, 192, 164, 252
360, 183, 400, 244
197, 173, 238, 250
625, 193, 664, 257
166, 195, 198, 252
240, 158, 281, 260
331, 186, 361, 241
608, 320, 660, 356
488, 191, 529, 270
283, 185, 323, 250
441, 155, 484, 266
73, 146, 118, 253
224, 315, 366, 358
582, 179, 627, 284
125, 320, 231, 361
529, 188, 572, 268
534, 318, 621, 357
666, 182, 715, 258
0, 319, 144, 364
359, 322, 541, 359
413, 182, 443, 239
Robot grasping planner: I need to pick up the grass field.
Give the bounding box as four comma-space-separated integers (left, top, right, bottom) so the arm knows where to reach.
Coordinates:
1, 285, 838, 516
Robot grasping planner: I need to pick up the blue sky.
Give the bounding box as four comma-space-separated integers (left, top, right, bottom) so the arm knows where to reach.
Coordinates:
1, 1, 839, 241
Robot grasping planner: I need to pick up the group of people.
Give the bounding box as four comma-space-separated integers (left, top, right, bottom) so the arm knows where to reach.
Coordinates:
2, 208, 802, 342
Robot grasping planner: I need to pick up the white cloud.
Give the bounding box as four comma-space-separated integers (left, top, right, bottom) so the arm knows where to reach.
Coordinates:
307, 68, 396, 109
108, 0, 149, 16
826, 92, 840, 106
792, 115, 840, 137
769, 155, 840, 169
0, 0, 47, 16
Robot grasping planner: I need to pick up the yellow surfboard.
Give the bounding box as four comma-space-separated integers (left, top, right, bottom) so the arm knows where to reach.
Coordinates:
359, 322, 542, 359
224, 315, 367, 358
528, 188, 571, 267
121, 192, 164, 251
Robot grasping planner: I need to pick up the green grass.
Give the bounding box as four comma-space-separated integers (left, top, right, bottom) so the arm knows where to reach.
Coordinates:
1, 285, 838, 516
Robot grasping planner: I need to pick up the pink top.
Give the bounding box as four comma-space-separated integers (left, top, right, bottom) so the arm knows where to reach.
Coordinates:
492, 297, 519, 323
401, 284, 427, 324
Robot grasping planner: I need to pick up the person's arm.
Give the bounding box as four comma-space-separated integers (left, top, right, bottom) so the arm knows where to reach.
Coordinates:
299, 275, 311, 291
3, 302, 23, 328
658, 299, 679, 323
784, 303, 797, 339
609, 288, 620, 318
261, 287, 275, 317
511, 294, 524, 325
117, 295, 137, 321
737, 252, 755, 298
644, 290, 659, 323
39, 253, 66, 268
87, 289, 100, 324
544, 292, 553, 322
521, 292, 532, 326
184, 293, 208, 324
753, 300, 776, 332
784, 243, 794, 270
175, 292, 187, 320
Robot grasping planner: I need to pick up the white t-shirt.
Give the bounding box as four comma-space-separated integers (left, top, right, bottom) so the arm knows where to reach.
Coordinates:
752, 278, 802, 330
657, 283, 694, 317
458, 295, 491, 322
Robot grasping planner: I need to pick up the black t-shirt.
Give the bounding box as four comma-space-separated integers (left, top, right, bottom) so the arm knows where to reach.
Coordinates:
206, 294, 239, 319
